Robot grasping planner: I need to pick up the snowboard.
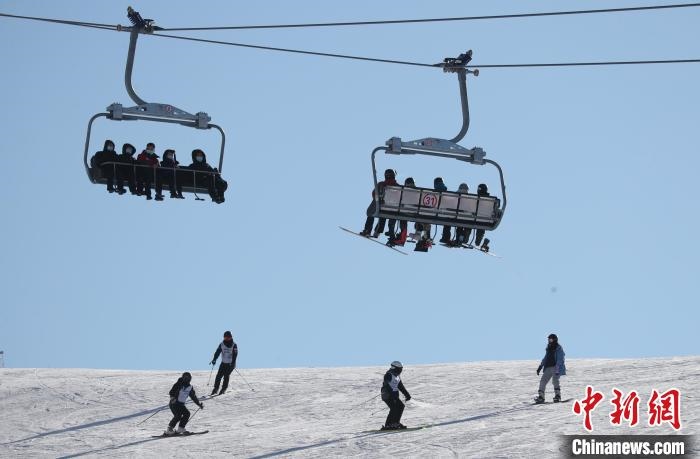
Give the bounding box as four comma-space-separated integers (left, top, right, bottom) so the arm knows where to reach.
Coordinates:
152, 430, 209, 438
339, 226, 408, 255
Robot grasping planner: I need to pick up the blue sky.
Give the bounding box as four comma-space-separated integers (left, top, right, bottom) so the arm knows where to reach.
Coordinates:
1, 1, 698, 371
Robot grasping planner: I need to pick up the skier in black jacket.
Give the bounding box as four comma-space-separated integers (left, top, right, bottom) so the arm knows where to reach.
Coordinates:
165, 372, 204, 435
157, 149, 184, 200
188, 149, 227, 203
210, 330, 238, 395
380, 361, 411, 430
116, 143, 136, 195
90, 139, 118, 193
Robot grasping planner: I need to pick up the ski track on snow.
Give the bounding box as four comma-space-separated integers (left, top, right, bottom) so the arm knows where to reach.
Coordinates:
0, 357, 698, 458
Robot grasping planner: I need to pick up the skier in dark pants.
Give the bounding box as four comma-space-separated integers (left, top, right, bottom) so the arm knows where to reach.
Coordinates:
90, 139, 118, 193
380, 361, 411, 430
535, 333, 566, 404
166, 372, 204, 435
434, 177, 452, 243
360, 169, 398, 237
475, 183, 492, 252
210, 330, 238, 395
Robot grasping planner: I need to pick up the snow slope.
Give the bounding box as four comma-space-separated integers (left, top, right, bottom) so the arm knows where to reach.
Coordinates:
1, 357, 698, 458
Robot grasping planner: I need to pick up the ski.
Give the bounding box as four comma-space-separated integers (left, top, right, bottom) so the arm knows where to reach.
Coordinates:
152, 430, 209, 438
440, 242, 502, 258
339, 226, 408, 255
530, 398, 573, 406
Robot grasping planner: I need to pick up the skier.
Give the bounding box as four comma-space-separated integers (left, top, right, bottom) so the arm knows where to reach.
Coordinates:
380, 361, 411, 430
359, 169, 398, 237
535, 333, 566, 403
475, 183, 492, 252
165, 372, 204, 435
387, 177, 416, 247
210, 330, 238, 395
448, 183, 471, 247
90, 139, 118, 193
434, 177, 452, 243
188, 149, 227, 203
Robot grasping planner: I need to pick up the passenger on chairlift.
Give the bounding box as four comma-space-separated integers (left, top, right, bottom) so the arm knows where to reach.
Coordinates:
188, 149, 227, 204
448, 182, 471, 247
359, 168, 398, 237
387, 177, 415, 247
433, 177, 452, 244
136, 142, 159, 200
475, 183, 491, 252
157, 149, 184, 200
116, 143, 136, 195
91, 139, 119, 193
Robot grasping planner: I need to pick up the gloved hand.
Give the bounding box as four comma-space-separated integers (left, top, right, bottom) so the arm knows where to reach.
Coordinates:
210, 360, 216, 366
536, 366, 542, 376
199, 402, 204, 409
405, 394, 411, 401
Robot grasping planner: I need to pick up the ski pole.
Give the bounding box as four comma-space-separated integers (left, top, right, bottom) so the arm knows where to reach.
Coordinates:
370, 406, 388, 417
207, 363, 215, 386
235, 368, 255, 392
348, 393, 380, 411
136, 406, 167, 426
189, 407, 202, 424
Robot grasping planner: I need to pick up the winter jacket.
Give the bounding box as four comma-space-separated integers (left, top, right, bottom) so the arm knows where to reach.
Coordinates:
381, 369, 410, 401
169, 378, 201, 406
136, 150, 159, 167
117, 143, 136, 165
91, 140, 118, 168
434, 178, 447, 192
372, 178, 398, 199
539, 344, 566, 376
160, 151, 179, 169
212, 340, 238, 367
188, 150, 216, 172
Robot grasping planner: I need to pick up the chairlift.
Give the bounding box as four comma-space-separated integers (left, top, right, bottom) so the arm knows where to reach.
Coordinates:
370, 50, 507, 232
83, 8, 227, 199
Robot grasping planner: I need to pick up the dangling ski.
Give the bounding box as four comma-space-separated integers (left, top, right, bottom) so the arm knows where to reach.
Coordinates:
339, 226, 408, 255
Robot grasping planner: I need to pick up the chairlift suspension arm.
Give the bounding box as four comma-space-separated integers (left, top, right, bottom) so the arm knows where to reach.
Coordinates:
125, 26, 147, 106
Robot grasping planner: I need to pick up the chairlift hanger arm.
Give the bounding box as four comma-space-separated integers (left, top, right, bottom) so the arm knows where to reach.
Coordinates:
437, 51, 480, 144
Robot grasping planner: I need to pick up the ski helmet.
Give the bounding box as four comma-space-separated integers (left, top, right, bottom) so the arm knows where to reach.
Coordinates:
477, 183, 488, 194
548, 333, 558, 341
224, 330, 232, 338
181, 372, 192, 384
390, 361, 403, 369
404, 177, 415, 187
384, 169, 396, 179
458, 183, 469, 193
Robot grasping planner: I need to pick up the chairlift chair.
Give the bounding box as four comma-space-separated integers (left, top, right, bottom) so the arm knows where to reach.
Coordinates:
370, 51, 507, 232
83, 8, 227, 198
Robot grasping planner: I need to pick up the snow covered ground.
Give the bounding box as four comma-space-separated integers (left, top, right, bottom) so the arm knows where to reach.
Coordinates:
1, 357, 697, 458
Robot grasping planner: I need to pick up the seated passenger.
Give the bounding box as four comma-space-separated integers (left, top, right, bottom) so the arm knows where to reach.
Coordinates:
188, 149, 227, 204
116, 143, 136, 195
434, 177, 452, 244
450, 182, 471, 247
91, 139, 118, 193
359, 169, 397, 237
387, 177, 415, 247
475, 183, 491, 250
157, 149, 184, 200
136, 142, 159, 200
